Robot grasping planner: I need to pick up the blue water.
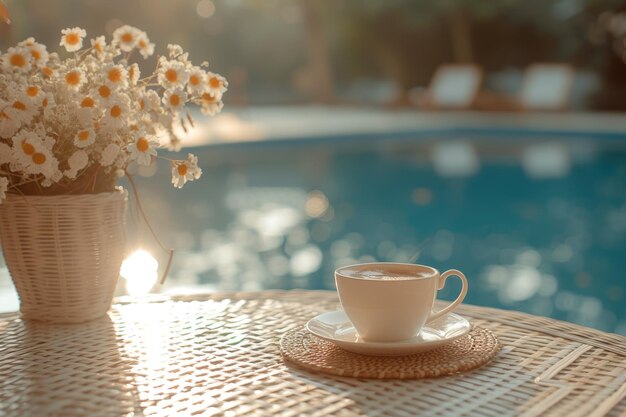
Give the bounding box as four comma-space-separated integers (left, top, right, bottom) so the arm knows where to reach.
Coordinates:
129, 135, 626, 334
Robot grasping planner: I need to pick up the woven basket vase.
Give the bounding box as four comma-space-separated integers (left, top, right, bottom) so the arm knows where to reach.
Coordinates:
0, 189, 127, 323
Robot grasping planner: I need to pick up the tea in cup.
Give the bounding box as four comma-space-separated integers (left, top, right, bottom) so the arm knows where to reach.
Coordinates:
335, 262, 468, 342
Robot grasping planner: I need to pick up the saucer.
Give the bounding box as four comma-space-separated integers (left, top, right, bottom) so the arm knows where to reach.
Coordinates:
305, 311, 471, 356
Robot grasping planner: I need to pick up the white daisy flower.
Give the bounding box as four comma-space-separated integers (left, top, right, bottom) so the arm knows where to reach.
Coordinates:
12, 130, 41, 167
25, 146, 59, 179
127, 132, 158, 166
128, 63, 140, 86
137, 34, 155, 59
2, 47, 32, 73
64, 150, 89, 179
162, 88, 187, 112
205, 72, 228, 95
24, 85, 45, 106
171, 153, 201, 188
0, 26, 213, 189
157, 59, 189, 89
104, 64, 128, 90
41, 65, 55, 79
73, 128, 96, 148
63, 68, 86, 90
29, 45, 49, 68
25, 84, 42, 99
60, 27, 87, 52
187, 67, 206, 94
100, 143, 120, 167
90, 36, 106, 57
94, 84, 114, 103
102, 95, 131, 130
138, 89, 161, 112
79, 94, 96, 109
0, 177, 8, 203
19, 38, 49, 68
112, 25, 141, 52
199, 91, 223, 116
5, 95, 37, 125
17, 37, 35, 47
12, 131, 59, 179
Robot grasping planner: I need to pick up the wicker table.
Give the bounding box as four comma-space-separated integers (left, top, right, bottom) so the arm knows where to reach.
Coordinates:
0, 290, 624, 417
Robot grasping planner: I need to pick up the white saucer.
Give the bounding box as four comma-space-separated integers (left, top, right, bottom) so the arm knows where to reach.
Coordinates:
305, 311, 471, 356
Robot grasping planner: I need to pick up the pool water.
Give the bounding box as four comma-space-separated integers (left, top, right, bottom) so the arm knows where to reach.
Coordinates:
127, 135, 626, 335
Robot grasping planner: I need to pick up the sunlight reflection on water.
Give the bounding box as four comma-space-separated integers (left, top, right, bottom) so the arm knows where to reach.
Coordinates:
0, 136, 624, 335
144, 141, 625, 335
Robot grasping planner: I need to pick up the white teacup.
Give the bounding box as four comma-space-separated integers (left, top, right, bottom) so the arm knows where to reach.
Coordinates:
335, 262, 468, 342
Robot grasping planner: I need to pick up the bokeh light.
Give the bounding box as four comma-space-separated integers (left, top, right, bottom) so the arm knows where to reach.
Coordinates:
121, 250, 159, 296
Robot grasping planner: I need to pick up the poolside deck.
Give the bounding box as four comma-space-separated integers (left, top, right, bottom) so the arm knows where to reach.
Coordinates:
183, 107, 626, 148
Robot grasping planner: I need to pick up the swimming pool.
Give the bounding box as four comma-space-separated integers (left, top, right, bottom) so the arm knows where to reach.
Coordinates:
111, 109, 624, 335
1, 109, 625, 335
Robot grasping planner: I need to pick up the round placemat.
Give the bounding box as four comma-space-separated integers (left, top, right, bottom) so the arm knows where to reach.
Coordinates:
280, 326, 500, 379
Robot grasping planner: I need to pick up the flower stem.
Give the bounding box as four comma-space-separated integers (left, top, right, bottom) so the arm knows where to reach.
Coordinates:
125, 170, 174, 285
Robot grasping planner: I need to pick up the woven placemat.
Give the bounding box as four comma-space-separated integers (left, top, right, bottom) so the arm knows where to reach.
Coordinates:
281, 326, 500, 379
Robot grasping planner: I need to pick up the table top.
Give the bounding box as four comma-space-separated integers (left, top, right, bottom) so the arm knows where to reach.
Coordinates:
0, 290, 625, 417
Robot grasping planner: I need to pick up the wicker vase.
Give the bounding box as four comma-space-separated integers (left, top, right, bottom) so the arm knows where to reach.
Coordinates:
0, 188, 127, 323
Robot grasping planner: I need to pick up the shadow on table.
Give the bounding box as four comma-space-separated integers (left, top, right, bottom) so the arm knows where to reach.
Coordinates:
0, 315, 143, 417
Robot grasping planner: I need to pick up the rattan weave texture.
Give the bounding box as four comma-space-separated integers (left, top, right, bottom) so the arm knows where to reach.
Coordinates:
0, 290, 624, 417
0, 189, 127, 323
281, 326, 500, 379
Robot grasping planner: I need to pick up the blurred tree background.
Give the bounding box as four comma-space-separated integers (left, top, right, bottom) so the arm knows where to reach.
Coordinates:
1, 0, 625, 108
326, 0, 626, 108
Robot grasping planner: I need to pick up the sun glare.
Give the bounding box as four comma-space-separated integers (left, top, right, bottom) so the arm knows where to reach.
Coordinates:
120, 250, 159, 296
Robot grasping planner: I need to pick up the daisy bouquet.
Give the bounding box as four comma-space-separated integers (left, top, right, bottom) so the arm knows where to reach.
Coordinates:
0, 25, 227, 201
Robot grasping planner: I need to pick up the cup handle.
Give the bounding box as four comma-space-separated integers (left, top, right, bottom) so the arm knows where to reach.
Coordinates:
425, 269, 468, 323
